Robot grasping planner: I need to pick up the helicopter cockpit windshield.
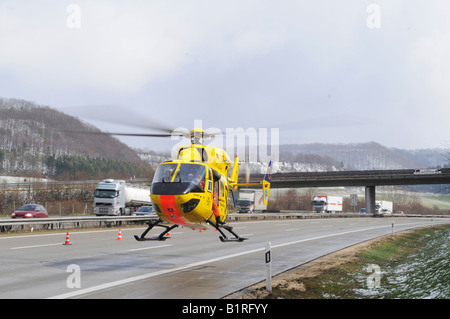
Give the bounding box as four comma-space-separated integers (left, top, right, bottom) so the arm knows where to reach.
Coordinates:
151, 163, 207, 195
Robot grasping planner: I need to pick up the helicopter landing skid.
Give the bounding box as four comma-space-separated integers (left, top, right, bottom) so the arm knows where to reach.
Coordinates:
207, 219, 248, 242
134, 219, 179, 241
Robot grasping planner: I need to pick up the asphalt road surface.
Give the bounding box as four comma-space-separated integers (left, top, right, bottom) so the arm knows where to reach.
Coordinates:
0, 217, 448, 299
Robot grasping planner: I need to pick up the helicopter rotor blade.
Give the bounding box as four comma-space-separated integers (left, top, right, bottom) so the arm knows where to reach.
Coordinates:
61, 129, 181, 138
276, 114, 372, 131
60, 104, 176, 134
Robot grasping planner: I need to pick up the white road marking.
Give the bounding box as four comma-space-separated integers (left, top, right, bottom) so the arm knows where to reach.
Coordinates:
127, 244, 172, 252
0, 228, 147, 240
11, 243, 63, 250
48, 223, 401, 299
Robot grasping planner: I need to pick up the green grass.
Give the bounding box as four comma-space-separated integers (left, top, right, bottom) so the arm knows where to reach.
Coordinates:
262, 224, 450, 299
420, 194, 450, 210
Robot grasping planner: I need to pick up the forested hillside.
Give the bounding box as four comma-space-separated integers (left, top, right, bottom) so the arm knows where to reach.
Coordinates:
1, 97, 447, 181
280, 142, 448, 170
0, 98, 152, 179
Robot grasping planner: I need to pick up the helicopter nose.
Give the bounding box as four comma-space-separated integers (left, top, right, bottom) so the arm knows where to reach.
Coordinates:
159, 195, 189, 226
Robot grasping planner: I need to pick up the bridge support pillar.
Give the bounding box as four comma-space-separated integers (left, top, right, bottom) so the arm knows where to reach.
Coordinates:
365, 186, 376, 214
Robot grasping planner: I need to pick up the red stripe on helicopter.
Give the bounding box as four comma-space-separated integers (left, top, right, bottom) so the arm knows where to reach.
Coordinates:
159, 195, 189, 226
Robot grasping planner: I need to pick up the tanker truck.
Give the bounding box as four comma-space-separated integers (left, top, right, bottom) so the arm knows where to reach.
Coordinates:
93, 179, 151, 216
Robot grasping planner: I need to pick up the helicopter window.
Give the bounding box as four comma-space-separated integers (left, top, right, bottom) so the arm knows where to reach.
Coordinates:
207, 180, 212, 193
220, 180, 224, 197
153, 163, 179, 183
207, 168, 212, 193
151, 163, 207, 195
199, 147, 208, 162
177, 164, 206, 188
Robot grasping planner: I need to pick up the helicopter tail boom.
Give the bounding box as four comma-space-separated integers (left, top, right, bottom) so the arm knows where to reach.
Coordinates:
233, 160, 273, 205
229, 156, 239, 187
262, 160, 273, 205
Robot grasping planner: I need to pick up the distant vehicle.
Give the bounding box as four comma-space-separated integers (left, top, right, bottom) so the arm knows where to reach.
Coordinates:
93, 179, 151, 216
236, 189, 255, 214
375, 200, 393, 215
236, 189, 266, 213
132, 206, 157, 216
413, 168, 441, 175
359, 208, 366, 214
11, 204, 48, 218
395, 211, 404, 215
312, 196, 343, 213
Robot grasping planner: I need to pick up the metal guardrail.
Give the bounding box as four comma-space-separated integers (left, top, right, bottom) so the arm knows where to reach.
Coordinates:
228, 212, 368, 221
1, 212, 447, 233
228, 212, 450, 222
0, 215, 158, 232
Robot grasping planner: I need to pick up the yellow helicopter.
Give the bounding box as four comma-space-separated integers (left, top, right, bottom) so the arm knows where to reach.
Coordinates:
132, 128, 273, 242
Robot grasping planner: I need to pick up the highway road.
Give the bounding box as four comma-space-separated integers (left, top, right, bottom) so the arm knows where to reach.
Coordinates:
0, 216, 448, 299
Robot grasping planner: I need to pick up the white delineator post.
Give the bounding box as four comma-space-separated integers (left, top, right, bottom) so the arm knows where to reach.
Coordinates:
265, 242, 272, 292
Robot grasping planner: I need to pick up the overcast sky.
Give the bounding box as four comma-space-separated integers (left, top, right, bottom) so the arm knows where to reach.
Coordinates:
0, 0, 449, 152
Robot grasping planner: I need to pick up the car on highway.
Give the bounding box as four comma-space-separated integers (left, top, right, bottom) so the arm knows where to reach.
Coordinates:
11, 204, 49, 218
395, 211, 405, 215
132, 206, 157, 216
359, 208, 366, 214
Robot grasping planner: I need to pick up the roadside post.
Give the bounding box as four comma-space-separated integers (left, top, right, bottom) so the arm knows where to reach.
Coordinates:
265, 242, 272, 292
350, 194, 358, 213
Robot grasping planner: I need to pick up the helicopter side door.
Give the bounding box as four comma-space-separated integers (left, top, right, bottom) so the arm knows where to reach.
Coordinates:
219, 178, 228, 217
213, 179, 219, 206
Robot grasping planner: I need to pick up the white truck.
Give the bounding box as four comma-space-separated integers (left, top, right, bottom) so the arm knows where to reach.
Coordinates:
236, 189, 266, 213
93, 179, 151, 216
375, 200, 393, 215
312, 196, 343, 213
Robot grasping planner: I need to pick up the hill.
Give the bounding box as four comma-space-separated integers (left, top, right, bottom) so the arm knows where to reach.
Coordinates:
2, 97, 447, 179
138, 141, 449, 173
0, 98, 150, 179
280, 142, 448, 170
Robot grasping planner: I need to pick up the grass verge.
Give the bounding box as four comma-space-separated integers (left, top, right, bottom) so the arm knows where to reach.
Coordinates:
231, 224, 450, 299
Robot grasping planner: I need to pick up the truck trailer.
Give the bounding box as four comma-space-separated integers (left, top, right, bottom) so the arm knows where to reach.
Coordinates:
312, 196, 343, 213
375, 200, 393, 215
93, 179, 151, 216
236, 189, 266, 213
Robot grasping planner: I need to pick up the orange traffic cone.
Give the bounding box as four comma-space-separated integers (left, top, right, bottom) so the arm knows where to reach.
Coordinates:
166, 232, 171, 237
63, 232, 71, 245
116, 229, 123, 241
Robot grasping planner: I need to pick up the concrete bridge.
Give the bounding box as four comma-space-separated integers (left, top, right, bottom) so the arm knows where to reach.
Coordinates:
249, 168, 450, 214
